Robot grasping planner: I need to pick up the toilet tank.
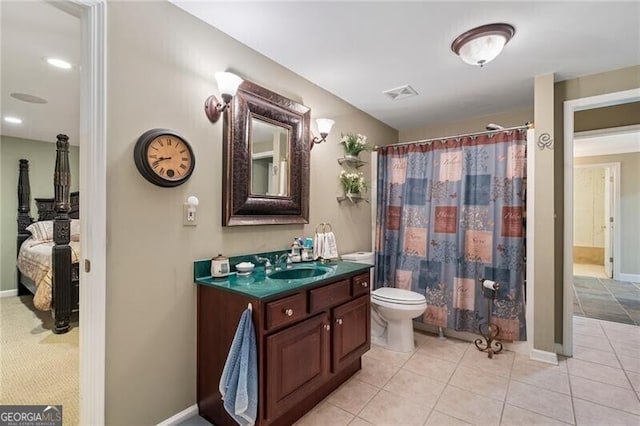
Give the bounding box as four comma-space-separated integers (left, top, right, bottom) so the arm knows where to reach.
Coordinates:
341, 251, 374, 264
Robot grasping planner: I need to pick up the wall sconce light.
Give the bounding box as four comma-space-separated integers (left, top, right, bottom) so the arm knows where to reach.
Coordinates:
204, 72, 244, 123
310, 118, 335, 149
451, 23, 515, 67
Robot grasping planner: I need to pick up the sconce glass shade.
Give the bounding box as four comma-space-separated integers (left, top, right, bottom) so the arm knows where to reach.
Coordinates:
214, 72, 243, 98
451, 23, 515, 67
205, 72, 244, 123
316, 118, 335, 136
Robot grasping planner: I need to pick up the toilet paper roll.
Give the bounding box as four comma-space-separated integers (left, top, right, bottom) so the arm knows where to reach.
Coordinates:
482, 279, 499, 290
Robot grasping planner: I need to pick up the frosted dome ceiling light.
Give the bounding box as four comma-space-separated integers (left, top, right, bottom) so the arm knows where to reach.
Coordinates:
451, 23, 515, 67
47, 58, 72, 69
4, 116, 23, 124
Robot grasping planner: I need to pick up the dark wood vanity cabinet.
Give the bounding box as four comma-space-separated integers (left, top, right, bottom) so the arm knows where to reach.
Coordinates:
197, 271, 371, 426
265, 312, 330, 420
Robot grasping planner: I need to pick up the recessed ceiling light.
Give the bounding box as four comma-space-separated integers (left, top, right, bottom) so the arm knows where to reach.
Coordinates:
4, 116, 23, 124
11, 93, 48, 104
47, 58, 72, 69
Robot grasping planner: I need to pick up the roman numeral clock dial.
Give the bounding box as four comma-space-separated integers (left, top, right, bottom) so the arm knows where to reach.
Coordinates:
134, 129, 195, 187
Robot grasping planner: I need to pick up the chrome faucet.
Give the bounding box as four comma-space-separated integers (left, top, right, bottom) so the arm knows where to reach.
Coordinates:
254, 256, 272, 272
276, 253, 292, 270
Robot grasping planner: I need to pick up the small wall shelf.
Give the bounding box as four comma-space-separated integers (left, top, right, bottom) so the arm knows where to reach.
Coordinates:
337, 195, 369, 204
337, 157, 367, 169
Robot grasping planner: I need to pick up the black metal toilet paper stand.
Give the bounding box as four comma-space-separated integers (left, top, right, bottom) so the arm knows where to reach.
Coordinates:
474, 278, 503, 359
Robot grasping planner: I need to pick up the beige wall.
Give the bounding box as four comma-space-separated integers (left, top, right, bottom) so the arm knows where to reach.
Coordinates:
0, 136, 80, 292
554, 65, 640, 343
533, 73, 556, 353
575, 153, 640, 276
399, 107, 533, 142
105, 2, 397, 424
575, 102, 640, 132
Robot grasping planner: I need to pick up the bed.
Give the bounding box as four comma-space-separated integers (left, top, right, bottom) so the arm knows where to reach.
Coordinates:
16, 134, 79, 334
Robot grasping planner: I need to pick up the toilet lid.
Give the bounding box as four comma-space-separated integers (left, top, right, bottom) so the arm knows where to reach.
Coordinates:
372, 287, 426, 305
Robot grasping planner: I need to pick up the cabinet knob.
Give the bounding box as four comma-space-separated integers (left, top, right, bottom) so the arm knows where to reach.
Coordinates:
336, 318, 343, 325
284, 308, 294, 317
323, 324, 331, 331
361, 282, 368, 288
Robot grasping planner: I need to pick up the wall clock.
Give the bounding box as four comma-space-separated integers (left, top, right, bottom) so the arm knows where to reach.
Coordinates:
133, 128, 195, 187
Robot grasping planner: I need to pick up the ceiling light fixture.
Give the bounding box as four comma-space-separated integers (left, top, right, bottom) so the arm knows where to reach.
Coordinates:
451, 23, 515, 67
204, 71, 244, 123
47, 58, 73, 69
4, 116, 23, 124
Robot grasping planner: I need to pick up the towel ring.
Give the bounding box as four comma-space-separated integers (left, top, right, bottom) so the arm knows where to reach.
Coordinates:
315, 222, 333, 233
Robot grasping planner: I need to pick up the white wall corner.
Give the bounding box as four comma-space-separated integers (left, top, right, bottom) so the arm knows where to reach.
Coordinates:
156, 404, 198, 426
530, 348, 559, 365
0, 289, 18, 298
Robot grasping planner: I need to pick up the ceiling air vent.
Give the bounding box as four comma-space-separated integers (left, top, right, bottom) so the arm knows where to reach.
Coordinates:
383, 85, 418, 101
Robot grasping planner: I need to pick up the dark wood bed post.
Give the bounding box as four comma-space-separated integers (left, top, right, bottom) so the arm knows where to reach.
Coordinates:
17, 159, 34, 295
52, 134, 73, 334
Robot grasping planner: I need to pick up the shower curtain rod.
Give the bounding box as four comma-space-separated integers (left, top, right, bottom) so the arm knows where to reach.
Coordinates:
374, 122, 533, 151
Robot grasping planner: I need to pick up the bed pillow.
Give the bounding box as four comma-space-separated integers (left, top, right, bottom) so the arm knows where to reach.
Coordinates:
26, 219, 81, 242
71, 219, 80, 242
26, 220, 54, 242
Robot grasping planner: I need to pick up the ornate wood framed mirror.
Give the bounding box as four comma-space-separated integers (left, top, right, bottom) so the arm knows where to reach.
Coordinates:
222, 80, 310, 226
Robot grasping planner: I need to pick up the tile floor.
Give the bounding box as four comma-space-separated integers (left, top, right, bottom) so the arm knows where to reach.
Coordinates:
292, 316, 640, 426
572, 273, 640, 325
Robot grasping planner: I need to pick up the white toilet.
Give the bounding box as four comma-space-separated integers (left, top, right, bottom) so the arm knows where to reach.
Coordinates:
341, 252, 427, 353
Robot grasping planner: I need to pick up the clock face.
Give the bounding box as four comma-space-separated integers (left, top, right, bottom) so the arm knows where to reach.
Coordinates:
145, 134, 192, 181
134, 129, 195, 187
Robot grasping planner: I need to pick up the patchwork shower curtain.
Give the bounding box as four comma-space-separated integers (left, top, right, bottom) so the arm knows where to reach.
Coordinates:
375, 130, 527, 340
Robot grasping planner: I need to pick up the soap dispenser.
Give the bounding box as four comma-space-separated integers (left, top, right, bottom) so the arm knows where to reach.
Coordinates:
290, 239, 301, 263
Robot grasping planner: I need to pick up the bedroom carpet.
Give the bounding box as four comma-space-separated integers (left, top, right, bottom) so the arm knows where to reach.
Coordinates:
0, 295, 79, 426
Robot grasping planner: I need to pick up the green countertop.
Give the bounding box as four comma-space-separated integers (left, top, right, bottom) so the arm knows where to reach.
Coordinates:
194, 260, 371, 299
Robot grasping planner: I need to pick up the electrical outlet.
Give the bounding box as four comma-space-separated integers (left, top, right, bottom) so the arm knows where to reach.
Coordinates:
183, 204, 197, 226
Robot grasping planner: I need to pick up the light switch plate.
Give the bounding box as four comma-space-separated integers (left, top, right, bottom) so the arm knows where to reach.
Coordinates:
183, 204, 197, 226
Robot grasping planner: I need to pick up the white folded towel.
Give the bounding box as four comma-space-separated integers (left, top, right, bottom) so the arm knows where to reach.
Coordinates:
323, 231, 339, 259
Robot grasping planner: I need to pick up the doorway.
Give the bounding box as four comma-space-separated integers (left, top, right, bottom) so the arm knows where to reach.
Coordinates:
572, 163, 617, 280
563, 88, 640, 356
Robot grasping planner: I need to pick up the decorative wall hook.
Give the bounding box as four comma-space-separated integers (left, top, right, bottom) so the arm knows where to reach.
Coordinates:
537, 132, 553, 150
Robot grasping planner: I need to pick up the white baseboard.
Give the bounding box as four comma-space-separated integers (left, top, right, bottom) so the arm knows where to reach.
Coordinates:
0, 289, 18, 298
156, 404, 198, 426
530, 348, 559, 365
618, 273, 640, 283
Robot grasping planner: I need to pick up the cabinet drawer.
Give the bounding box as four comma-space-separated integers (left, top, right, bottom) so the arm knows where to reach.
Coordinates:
351, 272, 371, 297
265, 293, 307, 330
309, 279, 351, 313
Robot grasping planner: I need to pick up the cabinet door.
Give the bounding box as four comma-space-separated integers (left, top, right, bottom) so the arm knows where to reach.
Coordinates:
332, 295, 370, 373
265, 313, 330, 420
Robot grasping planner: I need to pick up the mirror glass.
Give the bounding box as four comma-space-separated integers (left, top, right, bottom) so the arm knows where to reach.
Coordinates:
222, 80, 310, 226
250, 117, 290, 197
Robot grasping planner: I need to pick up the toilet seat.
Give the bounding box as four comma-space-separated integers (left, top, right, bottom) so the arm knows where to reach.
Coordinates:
372, 287, 426, 306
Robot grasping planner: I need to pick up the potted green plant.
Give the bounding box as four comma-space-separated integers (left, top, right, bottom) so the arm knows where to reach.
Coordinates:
340, 171, 367, 201
340, 133, 371, 158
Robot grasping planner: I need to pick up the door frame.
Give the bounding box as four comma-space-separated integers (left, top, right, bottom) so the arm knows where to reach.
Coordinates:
72, 0, 107, 424
563, 87, 640, 356
572, 162, 620, 279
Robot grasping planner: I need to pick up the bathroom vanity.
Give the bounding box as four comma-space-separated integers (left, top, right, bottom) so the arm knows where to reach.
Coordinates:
194, 260, 371, 426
